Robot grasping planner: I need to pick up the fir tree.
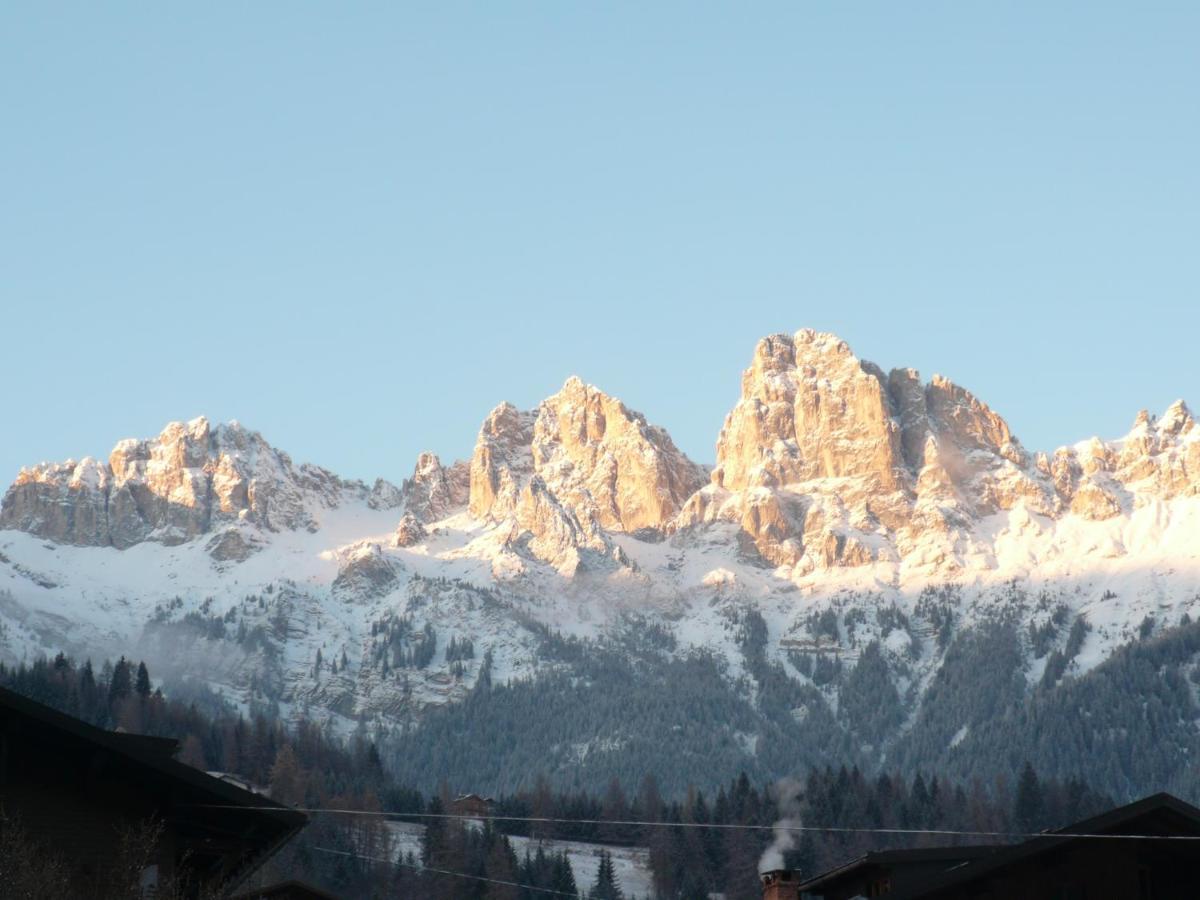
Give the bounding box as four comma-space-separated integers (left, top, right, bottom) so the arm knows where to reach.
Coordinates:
1014, 761, 1046, 833
135, 661, 151, 698
108, 656, 132, 704
80, 659, 95, 691
589, 850, 623, 900
550, 852, 578, 897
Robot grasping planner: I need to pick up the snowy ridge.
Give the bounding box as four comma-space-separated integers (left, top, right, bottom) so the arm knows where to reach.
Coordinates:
1, 329, 1198, 767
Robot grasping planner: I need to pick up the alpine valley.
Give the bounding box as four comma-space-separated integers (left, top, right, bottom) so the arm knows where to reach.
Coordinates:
4, 329, 1200, 798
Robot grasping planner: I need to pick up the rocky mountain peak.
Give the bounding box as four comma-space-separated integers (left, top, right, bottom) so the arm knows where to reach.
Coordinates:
1158, 400, 1195, 438
686, 330, 1053, 569
3, 331, 1197, 584
400, 452, 469, 523
0, 417, 347, 550
531, 376, 707, 532
468, 403, 537, 521
466, 378, 704, 570
714, 329, 905, 495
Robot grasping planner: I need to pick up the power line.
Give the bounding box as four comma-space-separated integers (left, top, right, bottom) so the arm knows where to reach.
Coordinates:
196, 805, 1200, 842
309, 844, 581, 896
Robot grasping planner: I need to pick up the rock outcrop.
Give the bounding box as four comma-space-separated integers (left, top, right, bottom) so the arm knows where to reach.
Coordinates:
467, 378, 705, 572
469, 403, 537, 522
0, 457, 113, 546
680, 329, 1061, 570
0, 417, 345, 549
1048, 402, 1199, 518
393, 513, 427, 548
509, 476, 627, 576
367, 478, 404, 510
401, 452, 469, 523
712, 331, 906, 494
332, 542, 401, 600
530, 377, 707, 531
2, 330, 1196, 582
206, 527, 261, 563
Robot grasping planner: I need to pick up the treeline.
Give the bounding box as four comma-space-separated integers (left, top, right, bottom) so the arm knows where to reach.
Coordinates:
0, 653, 416, 897
479, 766, 1109, 900
381, 595, 1200, 803
892, 614, 1200, 799
0, 654, 1110, 899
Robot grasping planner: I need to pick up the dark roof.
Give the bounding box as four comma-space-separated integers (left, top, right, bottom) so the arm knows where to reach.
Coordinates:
1048, 791, 1200, 838
0, 684, 307, 890
888, 792, 1200, 900
231, 879, 342, 899
795, 845, 1003, 895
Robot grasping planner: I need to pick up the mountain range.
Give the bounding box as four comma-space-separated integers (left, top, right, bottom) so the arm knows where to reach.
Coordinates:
2, 328, 1198, 795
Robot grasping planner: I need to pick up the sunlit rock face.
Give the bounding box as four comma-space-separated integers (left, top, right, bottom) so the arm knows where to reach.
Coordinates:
713, 330, 907, 494
469, 403, 537, 522
0, 417, 341, 548
672, 328, 1185, 573
510, 475, 626, 577
528, 376, 707, 532
400, 452, 468, 523
1048, 402, 1199, 520
467, 377, 704, 572
1, 329, 1196, 581
393, 513, 427, 548
0, 457, 112, 546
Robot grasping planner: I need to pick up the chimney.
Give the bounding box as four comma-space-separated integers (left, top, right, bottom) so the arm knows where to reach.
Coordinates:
761, 869, 800, 900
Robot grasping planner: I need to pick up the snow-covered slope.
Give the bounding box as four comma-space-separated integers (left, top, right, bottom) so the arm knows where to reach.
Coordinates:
1, 329, 1198, 779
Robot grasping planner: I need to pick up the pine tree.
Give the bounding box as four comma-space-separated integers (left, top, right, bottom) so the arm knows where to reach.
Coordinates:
135, 662, 151, 698
599, 777, 629, 844
108, 657, 132, 705
1014, 762, 1046, 833
268, 745, 305, 807
589, 850, 623, 900
550, 852, 578, 897
80, 659, 95, 691
484, 835, 520, 900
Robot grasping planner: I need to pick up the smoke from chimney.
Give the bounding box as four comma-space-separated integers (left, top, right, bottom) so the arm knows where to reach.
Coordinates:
758, 777, 804, 874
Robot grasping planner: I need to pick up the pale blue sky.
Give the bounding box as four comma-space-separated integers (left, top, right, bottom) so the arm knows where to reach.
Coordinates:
2, 4, 1197, 485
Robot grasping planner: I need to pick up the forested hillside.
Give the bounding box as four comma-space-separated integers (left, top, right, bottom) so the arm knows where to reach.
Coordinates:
387, 607, 1200, 803
2, 653, 1112, 899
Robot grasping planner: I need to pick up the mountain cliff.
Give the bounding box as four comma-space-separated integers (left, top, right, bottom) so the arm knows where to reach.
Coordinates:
1, 329, 1198, 794
0, 417, 379, 551
7, 331, 1195, 578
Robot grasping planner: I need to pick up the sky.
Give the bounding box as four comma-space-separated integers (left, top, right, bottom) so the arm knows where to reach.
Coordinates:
2, 3, 1198, 486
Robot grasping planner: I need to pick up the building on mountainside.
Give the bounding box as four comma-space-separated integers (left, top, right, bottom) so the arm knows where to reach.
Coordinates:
451, 792, 495, 818
771, 792, 1200, 899
0, 684, 307, 897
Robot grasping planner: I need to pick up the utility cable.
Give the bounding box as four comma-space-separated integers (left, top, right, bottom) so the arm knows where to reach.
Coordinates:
309, 844, 582, 896
194, 805, 1200, 841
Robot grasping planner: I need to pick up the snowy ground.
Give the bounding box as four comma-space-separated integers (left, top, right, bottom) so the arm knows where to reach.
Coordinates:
384, 821, 653, 897
3, 488, 1200, 747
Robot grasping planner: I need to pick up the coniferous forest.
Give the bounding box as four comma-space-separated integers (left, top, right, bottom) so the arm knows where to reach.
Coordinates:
2, 653, 1112, 899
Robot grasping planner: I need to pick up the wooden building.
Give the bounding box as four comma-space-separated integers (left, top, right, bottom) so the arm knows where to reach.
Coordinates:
785, 792, 1200, 900
0, 684, 307, 897
451, 792, 495, 818
786, 846, 1002, 900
